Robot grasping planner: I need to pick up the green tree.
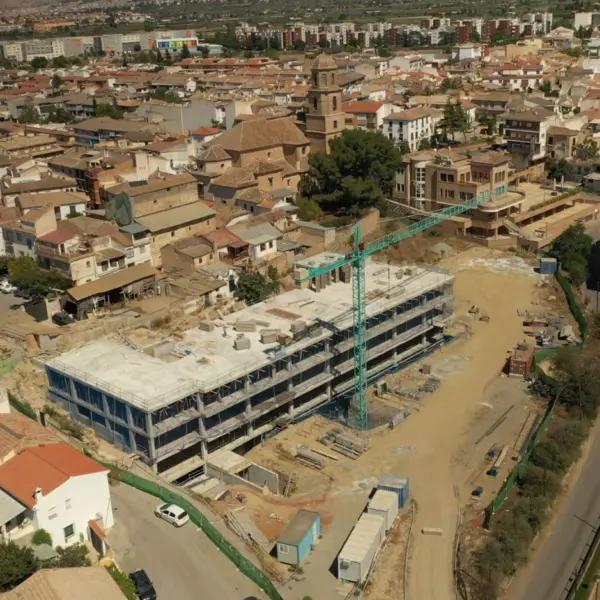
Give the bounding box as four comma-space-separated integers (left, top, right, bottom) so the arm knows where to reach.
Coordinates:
553, 347, 600, 419
143, 20, 154, 32
151, 88, 183, 104
267, 265, 280, 295
51, 74, 64, 90
49, 543, 90, 568
106, 565, 137, 600
418, 138, 432, 151
30, 56, 48, 70
235, 271, 273, 305
471, 29, 481, 42
439, 101, 472, 142
397, 140, 411, 154
479, 115, 497, 135
517, 464, 561, 498
549, 223, 593, 285
8, 257, 70, 296
300, 129, 402, 215
18, 98, 40, 124
576, 139, 599, 160
51, 55, 68, 69
539, 80, 553, 96
180, 43, 191, 60
548, 158, 574, 181
31, 529, 52, 546
0, 542, 37, 591
95, 102, 124, 119
296, 197, 323, 221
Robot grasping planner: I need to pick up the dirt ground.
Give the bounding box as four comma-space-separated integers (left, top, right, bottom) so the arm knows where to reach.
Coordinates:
230, 246, 564, 600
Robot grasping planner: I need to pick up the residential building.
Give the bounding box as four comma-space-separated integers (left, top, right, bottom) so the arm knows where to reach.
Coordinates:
16, 191, 88, 221
384, 109, 434, 152
2, 205, 57, 258
343, 101, 391, 132
0, 442, 113, 545
0, 135, 64, 161
71, 117, 159, 147
0, 412, 59, 465
0, 174, 78, 208
2, 567, 128, 600
451, 44, 483, 61
499, 107, 554, 166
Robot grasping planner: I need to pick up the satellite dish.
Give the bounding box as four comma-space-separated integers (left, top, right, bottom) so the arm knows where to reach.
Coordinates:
111, 192, 135, 227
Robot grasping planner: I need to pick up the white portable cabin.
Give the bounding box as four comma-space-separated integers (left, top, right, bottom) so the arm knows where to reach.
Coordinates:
337, 513, 385, 583
367, 489, 398, 530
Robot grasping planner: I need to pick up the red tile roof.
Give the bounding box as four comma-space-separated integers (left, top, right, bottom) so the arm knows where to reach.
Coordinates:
88, 519, 107, 540
342, 101, 385, 114
38, 229, 78, 245
192, 126, 223, 136
0, 443, 108, 507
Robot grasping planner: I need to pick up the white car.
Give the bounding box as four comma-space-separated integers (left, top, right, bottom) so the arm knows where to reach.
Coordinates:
154, 502, 189, 527
0, 281, 17, 294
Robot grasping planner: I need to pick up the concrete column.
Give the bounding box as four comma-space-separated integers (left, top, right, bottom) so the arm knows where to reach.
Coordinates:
247, 419, 254, 435
288, 400, 294, 417
245, 397, 252, 415
314, 276, 321, 293
326, 383, 332, 401
201, 440, 208, 461
199, 417, 206, 435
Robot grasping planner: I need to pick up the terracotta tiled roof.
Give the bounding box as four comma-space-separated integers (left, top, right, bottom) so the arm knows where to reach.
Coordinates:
0, 443, 107, 507
0, 413, 59, 461
342, 101, 385, 114
2, 567, 126, 600
37, 229, 78, 245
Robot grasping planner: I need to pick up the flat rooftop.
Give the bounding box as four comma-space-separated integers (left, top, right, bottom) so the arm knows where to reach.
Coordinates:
46, 259, 453, 412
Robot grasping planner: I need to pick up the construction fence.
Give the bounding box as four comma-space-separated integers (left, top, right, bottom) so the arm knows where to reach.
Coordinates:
483, 269, 588, 527
8, 391, 37, 421
82, 451, 284, 600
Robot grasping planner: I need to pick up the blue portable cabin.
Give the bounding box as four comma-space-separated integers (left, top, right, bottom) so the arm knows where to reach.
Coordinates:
539, 257, 558, 275
276, 509, 321, 565
378, 474, 410, 508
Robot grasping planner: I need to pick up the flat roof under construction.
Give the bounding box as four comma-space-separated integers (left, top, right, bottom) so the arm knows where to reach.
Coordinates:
46, 260, 453, 412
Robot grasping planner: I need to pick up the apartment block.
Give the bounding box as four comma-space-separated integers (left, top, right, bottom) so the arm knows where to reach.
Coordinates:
45, 257, 454, 484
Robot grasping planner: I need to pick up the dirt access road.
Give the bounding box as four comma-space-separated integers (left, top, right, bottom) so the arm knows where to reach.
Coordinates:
384, 249, 548, 600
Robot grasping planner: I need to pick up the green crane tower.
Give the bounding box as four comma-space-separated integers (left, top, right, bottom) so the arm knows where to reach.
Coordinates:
295, 197, 490, 430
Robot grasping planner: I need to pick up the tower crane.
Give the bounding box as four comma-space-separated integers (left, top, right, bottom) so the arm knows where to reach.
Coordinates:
294, 196, 490, 430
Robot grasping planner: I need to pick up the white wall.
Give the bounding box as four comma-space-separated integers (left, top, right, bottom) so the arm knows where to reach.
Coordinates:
34, 472, 114, 547
57, 203, 87, 220
249, 239, 278, 261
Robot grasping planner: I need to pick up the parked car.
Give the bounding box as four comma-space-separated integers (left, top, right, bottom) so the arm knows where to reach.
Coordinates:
154, 503, 189, 527
52, 312, 75, 326
129, 569, 157, 600
0, 281, 17, 294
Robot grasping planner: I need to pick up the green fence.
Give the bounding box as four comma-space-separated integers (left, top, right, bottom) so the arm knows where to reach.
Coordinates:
84, 452, 284, 600
8, 392, 37, 421
555, 269, 589, 342
0, 356, 15, 376
484, 269, 587, 527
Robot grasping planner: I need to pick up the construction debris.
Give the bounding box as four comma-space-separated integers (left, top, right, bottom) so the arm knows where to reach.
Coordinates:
295, 446, 325, 470
318, 428, 369, 459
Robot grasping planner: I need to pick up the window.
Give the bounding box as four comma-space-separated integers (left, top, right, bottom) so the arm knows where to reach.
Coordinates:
65, 498, 72, 510
63, 524, 75, 541
268, 241, 274, 249
171, 231, 175, 237
260, 243, 266, 251
333, 120, 338, 129
447, 174, 455, 183
279, 543, 290, 554
333, 96, 338, 111
267, 151, 272, 159
86, 260, 91, 267
48, 507, 58, 520
313, 97, 318, 110
268, 177, 274, 187
441, 173, 447, 182
101, 262, 108, 272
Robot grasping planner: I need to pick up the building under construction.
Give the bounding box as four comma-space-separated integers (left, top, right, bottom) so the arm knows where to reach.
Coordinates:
45, 254, 454, 484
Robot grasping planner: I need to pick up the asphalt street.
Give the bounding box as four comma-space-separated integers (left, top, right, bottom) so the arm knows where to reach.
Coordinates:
108, 483, 266, 600
515, 425, 600, 600
0, 291, 26, 313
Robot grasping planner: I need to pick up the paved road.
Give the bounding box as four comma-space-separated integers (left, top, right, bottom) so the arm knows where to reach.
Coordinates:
108, 483, 266, 600
0, 291, 26, 314
515, 426, 600, 600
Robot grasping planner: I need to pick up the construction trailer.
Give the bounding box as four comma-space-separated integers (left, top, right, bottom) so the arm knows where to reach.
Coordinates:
276, 509, 321, 566
367, 489, 399, 531
45, 256, 454, 485
337, 513, 385, 583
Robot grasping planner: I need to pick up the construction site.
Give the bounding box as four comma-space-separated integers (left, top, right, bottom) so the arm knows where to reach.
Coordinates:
1, 214, 570, 600
44, 255, 454, 484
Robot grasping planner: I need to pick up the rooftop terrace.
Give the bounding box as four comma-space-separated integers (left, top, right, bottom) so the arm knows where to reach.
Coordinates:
46, 258, 453, 412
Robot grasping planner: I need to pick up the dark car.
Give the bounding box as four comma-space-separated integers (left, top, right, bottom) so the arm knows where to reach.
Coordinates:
129, 569, 157, 600
52, 311, 76, 326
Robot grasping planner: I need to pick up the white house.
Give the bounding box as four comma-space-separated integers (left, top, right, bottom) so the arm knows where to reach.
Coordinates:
451, 44, 483, 62
383, 108, 434, 152
0, 443, 114, 548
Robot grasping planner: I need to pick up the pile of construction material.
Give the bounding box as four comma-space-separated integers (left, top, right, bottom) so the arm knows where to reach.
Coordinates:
318, 428, 369, 459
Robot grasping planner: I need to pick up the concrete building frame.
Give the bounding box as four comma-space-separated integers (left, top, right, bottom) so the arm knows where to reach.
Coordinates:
45, 258, 454, 485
